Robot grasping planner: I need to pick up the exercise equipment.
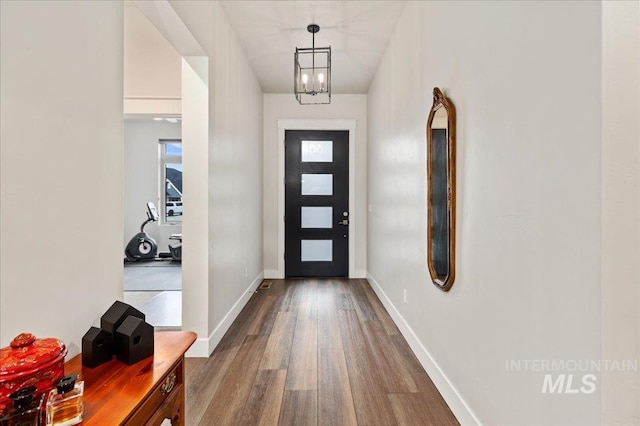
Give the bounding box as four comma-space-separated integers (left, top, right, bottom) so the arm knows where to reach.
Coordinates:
169, 234, 182, 261
125, 202, 159, 261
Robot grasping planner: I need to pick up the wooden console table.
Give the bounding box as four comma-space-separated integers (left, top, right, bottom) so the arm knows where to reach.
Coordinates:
65, 331, 196, 425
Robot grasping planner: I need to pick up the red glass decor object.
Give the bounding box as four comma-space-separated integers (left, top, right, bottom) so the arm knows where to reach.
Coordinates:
0, 333, 67, 399
0, 397, 9, 417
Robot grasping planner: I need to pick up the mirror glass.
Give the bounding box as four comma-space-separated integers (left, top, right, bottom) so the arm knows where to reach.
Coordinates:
431, 106, 449, 281
427, 88, 455, 291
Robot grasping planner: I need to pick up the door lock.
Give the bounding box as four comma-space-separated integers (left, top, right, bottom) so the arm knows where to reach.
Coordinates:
339, 219, 349, 226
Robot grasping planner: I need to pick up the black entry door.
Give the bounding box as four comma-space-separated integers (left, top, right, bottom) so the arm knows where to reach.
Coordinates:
285, 130, 349, 277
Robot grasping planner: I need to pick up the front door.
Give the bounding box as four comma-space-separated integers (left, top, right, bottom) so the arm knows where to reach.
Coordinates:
285, 130, 349, 277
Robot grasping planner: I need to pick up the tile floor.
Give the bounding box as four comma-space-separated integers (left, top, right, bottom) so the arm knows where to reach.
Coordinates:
123, 260, 182, 329
123, 290, 181, 329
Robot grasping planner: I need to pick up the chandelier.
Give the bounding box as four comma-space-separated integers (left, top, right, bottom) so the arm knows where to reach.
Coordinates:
294, 24, 331, 105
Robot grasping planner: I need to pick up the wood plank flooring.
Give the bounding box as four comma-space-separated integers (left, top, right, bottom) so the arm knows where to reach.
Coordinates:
185, 279, 459, 426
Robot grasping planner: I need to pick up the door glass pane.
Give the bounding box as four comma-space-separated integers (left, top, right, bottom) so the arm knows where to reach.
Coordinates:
301, 174, 333, 195
301, 207, 333, 228
301, 240, 333, 262
301, 140, 333, 162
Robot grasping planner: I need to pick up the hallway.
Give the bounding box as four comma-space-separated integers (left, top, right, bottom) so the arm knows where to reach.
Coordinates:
185, 279, 458, 425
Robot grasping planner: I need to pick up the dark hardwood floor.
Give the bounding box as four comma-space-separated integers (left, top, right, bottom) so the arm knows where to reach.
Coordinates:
185, 279, 459, 425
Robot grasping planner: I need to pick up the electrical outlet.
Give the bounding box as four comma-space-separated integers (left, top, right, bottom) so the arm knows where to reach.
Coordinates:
403, 289, 407, 303
245, 267, 248, 278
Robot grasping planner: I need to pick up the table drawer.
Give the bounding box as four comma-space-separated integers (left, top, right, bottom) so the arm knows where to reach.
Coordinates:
144, 383, 184, 426
125, 359, 183, 425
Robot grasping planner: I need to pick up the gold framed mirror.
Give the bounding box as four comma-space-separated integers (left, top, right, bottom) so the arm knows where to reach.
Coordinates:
426, 87, 456, 291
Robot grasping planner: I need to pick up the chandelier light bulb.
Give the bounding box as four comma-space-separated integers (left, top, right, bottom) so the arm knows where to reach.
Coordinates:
318, 72, 325, 92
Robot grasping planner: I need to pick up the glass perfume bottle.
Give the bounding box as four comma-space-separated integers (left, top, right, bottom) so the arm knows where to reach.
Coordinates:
45, 375, 83, 426
0, 386, 43, 426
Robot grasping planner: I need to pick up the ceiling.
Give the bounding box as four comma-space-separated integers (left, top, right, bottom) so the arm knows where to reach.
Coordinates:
219, 1, 407, 94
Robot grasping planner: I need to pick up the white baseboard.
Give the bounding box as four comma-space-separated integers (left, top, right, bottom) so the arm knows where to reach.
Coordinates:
186, 272, 264, 358
263, 270, 281, 279
264, 270, 366, 279
366, 273, 481, 426
186, 337, 210, 358
351, 269, 367, 279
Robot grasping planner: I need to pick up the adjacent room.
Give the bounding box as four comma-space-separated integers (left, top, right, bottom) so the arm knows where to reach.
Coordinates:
122, 2, 184, 328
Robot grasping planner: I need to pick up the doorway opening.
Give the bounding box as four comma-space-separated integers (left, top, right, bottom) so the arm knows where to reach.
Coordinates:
277, 119, 357, 278
123, 116, 182, 328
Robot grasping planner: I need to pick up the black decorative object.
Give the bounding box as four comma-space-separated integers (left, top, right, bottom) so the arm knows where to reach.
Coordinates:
114, 316, 154, 365
81, 327, 113, 368
82, 301, 153, 367
294, 24, 331, 105
100, 301, 145, 336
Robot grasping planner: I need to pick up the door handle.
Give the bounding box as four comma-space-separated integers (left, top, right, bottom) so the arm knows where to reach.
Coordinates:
339, 219, 349, 226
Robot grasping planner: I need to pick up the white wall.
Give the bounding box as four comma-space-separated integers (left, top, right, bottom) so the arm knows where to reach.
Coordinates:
124, 1, 181, 115
124, 120, 182, 251
602, 1, 640, 424
167, 1, 264, 355
367, 2, 602, 424
181, 56, 210, 353
263, 94, 367, 277
0, 1, 123, 355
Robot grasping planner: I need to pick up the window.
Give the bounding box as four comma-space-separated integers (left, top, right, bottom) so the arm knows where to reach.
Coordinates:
160, 139, 182, 224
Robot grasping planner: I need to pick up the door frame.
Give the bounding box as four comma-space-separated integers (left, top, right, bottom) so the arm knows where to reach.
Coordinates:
277, 119, 357, 278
